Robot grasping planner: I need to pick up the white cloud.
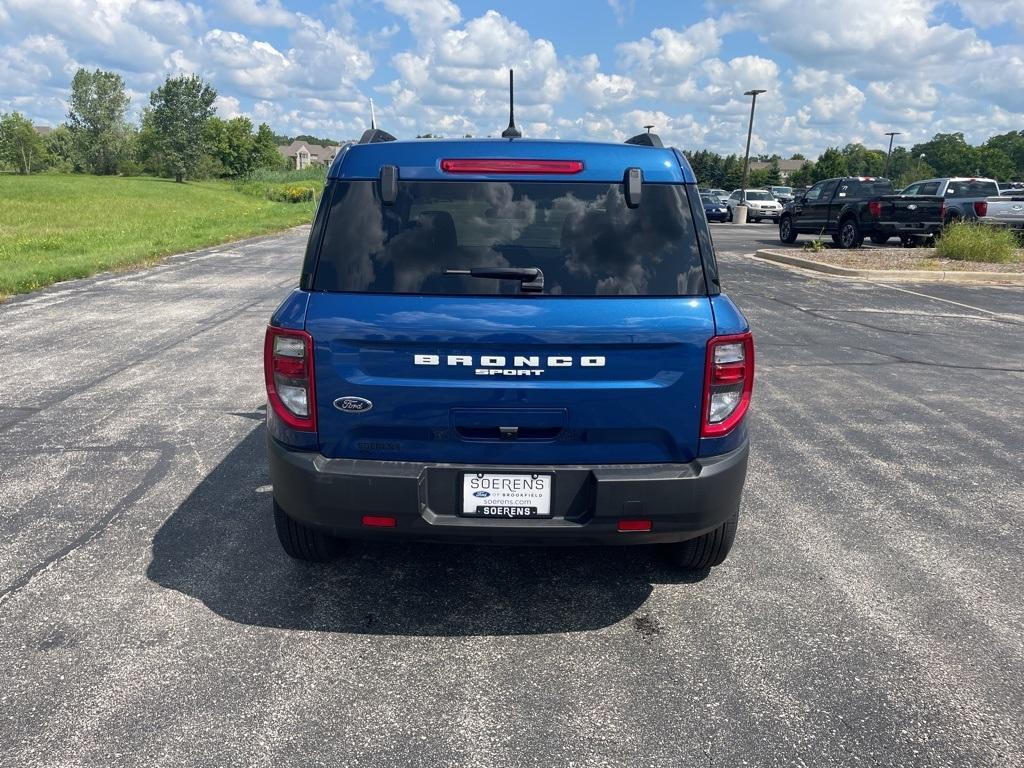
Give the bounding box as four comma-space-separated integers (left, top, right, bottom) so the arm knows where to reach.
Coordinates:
380, 9, 568, 135
380, 0, 460, 39
0, 0, 1021, 155
216, 0, 296, 28
617, 19, 723, 80
607, 0, 633, 26
954, 0, 1024, 32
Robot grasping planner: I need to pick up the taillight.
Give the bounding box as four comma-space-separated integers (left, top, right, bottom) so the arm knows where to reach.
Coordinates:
264, 326, 316, 432
940, 201, 947, 219
440, 159, 584, 174
701, 332, 754, 438
974, 201, 988, 217
868, 200, 882, 218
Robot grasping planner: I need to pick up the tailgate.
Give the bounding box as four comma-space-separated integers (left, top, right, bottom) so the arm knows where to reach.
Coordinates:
879, 195, 943, 226
306, 293, 715, 465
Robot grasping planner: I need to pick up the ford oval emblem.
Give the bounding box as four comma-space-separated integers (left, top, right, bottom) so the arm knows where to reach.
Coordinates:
334, 396, 373, 413
1013, 204, 1023, 212
473, 491, 490, 498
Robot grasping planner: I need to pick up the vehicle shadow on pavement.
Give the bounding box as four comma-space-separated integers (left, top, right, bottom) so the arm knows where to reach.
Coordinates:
147, 425, 705, 636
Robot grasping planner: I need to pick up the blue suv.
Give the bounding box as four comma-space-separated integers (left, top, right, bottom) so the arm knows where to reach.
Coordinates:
264, 127, 753, 570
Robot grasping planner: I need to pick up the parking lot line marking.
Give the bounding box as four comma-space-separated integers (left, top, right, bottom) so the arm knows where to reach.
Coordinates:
872, 282, 1024, 323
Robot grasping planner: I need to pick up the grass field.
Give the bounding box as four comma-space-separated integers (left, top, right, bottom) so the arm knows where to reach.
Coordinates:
0, 174, 319, 298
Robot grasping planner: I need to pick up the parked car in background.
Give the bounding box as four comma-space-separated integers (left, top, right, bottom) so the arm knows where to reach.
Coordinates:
980, 188, 1024, 231
901, 177, 1000, 224
725, 189, 784, 222
701, 193, 729, 222
701, 187, 729, 204
778, 176, 943, 248
768, 185, 794, 204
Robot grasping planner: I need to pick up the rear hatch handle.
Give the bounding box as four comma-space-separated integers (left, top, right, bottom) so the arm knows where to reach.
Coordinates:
443, 266, 545, 293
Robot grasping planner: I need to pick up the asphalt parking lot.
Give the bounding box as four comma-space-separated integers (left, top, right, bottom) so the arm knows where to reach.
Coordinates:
1, 224, 1022, 767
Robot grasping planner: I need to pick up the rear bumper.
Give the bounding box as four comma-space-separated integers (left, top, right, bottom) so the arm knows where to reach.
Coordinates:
268, 437, 749, 545
982, 218, 1024, 230
874, 220, 941, 237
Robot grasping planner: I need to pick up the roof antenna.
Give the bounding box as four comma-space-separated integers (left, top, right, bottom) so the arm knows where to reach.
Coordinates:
501, 68, 521, 139
370, 98, 376, 130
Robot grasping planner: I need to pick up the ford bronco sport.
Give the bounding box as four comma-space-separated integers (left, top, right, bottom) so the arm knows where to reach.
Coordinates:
264, 125, 753, 570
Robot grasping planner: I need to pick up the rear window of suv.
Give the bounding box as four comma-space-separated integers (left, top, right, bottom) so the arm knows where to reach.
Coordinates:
945, 180, 999, 198
312, 181, 707, 296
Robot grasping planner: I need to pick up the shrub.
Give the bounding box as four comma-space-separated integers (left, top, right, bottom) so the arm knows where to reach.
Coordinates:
244, 165, 328, 184
935, 222, 1020, 263
234, 178, 320, 204
268, 184, 316, 203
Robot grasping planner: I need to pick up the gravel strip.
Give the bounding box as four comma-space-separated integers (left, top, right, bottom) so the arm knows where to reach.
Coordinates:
789, 246, 1024, 273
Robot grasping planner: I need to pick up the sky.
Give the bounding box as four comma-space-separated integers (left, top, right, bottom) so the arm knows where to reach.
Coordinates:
0, 0, 1022, 157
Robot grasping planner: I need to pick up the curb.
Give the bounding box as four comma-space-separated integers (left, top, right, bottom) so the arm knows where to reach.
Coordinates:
751, 249, 1024, 285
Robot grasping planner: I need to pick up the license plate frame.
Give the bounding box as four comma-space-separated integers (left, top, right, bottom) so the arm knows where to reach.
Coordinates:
460, 472, 554, 519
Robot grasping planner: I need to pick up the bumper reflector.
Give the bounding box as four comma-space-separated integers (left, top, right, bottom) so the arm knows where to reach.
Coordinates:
617, 519, 652, 532
362, 515, 397, 528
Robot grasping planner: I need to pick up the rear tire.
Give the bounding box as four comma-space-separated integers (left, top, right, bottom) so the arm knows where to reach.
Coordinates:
779, 215, 798, 243
870, 234, 890, 245
666, 511, 739, 570
838, 218, 863, 248
274, 500, 345, 562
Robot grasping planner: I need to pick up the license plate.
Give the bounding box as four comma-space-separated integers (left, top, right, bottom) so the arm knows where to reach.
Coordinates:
461, 473, 553, 518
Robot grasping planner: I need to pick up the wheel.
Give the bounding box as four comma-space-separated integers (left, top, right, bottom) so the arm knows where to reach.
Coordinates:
666, 511, 739, 570
274, 499, 345, 562
779, 215, 798, 243
838, 218, 863, 248
870, 234, 890, 245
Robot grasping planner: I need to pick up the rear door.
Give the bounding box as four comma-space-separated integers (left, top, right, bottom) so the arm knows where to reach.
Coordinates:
305, 178, 716, 466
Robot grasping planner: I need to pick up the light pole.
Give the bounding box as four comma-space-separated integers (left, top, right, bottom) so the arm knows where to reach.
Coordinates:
883, 131, 901, 178
741, 89, 766, 202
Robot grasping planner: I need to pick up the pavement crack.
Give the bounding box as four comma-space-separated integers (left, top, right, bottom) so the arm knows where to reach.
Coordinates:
0, 441, 176, 608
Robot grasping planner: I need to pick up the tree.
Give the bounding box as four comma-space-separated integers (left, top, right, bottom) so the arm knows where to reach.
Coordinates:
748, 169, 770, 188
253, 122, 281, 170
721, 154, 744, 189
44, 125, 75, 170
0, 112, 45, 174
841, 143, 885, 176
788, 162, 816, 188
292, 133, 337, 145
67, 68, 130, 174
911, 133, 978, 178
764, 159, 782, 185
684, 149, 724, 187
790, 153, 806, 161
203, 117, 282, 177
984, 131, 1024, 178
812, 147, 848, 181
149, 74, 217, 182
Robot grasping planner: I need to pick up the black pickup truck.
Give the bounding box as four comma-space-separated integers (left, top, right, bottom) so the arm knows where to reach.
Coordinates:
779, 177, 943, 248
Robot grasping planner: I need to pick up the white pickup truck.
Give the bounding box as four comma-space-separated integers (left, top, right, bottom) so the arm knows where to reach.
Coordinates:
982, 189, 1024, 231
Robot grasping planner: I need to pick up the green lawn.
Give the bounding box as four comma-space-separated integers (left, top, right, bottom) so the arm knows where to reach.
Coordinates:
0, 174, 317, 297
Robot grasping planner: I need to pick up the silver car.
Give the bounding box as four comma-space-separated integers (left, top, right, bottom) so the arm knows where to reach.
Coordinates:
726, 189, 785, 222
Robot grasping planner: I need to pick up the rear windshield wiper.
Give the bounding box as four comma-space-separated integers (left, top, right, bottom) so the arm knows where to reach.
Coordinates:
443, 267, 544, 293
